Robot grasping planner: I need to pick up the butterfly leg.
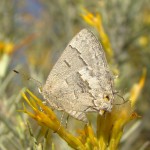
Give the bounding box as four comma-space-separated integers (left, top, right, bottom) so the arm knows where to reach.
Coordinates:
65, 115, 70, 128
54, 112, 65, 133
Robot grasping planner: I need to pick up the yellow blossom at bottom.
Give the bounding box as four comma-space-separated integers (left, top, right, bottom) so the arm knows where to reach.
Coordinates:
21, 89, 86, 150
21, 70, 146, 150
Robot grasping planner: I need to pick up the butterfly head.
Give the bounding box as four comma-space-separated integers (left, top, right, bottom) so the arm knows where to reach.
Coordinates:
99, 93, 114, 115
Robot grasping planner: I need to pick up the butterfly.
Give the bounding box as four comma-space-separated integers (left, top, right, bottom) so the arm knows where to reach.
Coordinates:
40, 29, 114, 123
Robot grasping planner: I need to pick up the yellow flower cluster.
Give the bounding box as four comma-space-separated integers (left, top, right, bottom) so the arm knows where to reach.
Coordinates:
21, 67, 146, 150
22, 90, 86, 150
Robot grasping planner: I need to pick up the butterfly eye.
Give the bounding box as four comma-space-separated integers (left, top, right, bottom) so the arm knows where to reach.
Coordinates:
106, 95, 109, 99
104, 95, 110, 101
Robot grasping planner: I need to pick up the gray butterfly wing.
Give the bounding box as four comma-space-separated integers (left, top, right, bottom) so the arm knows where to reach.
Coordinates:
42, 29, 114, 122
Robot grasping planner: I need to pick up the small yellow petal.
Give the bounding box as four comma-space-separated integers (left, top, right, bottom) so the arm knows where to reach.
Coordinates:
5, 42, 14, 54
130, 68, 147, 106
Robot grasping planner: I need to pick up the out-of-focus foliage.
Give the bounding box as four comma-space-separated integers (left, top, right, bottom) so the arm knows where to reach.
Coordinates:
0, 0, 149, 150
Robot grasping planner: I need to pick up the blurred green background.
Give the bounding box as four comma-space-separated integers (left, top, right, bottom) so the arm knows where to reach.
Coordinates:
0, 0, 149, 149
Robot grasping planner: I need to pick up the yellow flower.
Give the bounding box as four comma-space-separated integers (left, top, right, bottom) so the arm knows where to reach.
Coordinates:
138, 36, 149, 47
21, 89, 86, 150
4, 42, 14, 54
130, 68, 147, 106
77, 125, 99, 149
0, 41, 14, 55
81, 9, 113, 62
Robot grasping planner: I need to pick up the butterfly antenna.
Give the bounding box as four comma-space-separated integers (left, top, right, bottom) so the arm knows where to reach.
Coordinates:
113, 91, 129, 105
13, 69, 42, 90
